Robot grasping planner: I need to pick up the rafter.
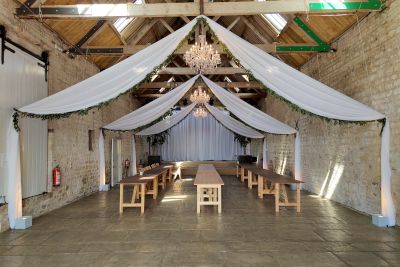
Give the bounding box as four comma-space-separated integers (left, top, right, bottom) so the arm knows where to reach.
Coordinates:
16, 1, 384, 19
135, 92, 262, 99
158, 67, 247, 75
139, 81, 263, 89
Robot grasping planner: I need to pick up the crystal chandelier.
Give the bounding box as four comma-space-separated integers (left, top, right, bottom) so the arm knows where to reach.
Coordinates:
183, 35, 221, 73
190, 86, 210, 103
194, 106, 207, 118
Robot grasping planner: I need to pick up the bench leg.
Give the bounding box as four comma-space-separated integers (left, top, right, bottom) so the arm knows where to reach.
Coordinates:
258, 176, 263, 199
218, 185, 222, 214
141, 184, 145, 214
275, 183, 280, 213
153, 177, 158, 199
197, 186, 201, 214
119, 184, 124, 213
296, 183, 301, 213
248, 171, 252, 189
240, 168, 244, 182
131, 185, 138, 204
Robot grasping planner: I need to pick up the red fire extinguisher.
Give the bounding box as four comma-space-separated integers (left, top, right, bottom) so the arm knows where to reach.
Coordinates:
53, 166, 61, 187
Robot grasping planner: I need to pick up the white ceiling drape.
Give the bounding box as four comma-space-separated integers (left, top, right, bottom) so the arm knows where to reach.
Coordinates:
202, 16, 384, 121
136, 102, 196, 136
18, 19, 197, 115
202, 75, 296, 135
104, 76, 198, 130
204, 103, 264, 139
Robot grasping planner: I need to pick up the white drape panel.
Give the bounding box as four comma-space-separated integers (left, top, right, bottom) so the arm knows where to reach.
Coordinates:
263, 137, 268, 169
98, 131, 106, 191
202, 76, 296, 134
130, 135, 137, 176
136, 103, 196, 135
104, 76, 198, 130
381, 122, 395, 226
18, 19, 197, 115
6, 118, 22, 229
204, 103, 264, 139
295, 132, 302, 184
203, 16, 383, 121
161, 112, 241, 161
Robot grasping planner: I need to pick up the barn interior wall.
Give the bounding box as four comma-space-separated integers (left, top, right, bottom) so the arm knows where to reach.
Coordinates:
0, 0, 141, 232
261, 2, 400, 223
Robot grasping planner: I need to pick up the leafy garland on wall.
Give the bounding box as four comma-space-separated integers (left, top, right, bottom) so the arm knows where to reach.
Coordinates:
234, 133, 251, 148
201, 17, 385, 129
12, 21, 202, 132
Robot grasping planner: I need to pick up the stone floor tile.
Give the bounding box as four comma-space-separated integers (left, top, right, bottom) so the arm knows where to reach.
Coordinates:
334, 252, 391, 267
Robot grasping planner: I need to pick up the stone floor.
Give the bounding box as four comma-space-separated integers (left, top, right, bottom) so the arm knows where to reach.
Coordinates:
0, 176, 399, 267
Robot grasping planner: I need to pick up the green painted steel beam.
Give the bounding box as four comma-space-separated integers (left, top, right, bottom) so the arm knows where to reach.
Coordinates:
309, 0, 384, 11
293, 16, 326, 46
276, 45, 331, 52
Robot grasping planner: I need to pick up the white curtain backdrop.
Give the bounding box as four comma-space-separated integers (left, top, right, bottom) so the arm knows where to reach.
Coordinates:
204, 103, 264, 139
98, 131, 106, 191
104, 76, 198, 130
130, 135, 137, 175
136, 103, 196, 135
202, 76, 296, 135
161, 111, 241, 161
263, 137, 268, 169
6, 118, 22, 229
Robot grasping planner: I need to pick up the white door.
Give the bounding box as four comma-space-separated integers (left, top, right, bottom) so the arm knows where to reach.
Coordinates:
111, 139, 122, 187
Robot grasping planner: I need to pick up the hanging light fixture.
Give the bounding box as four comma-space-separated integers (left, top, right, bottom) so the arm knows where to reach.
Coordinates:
183, 35, 221, 74
194, 106, 207, 118
190, 86, 210, 104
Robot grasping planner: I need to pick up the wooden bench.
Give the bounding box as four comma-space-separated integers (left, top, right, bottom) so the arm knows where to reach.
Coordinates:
119, 164, 173, 214
194, 164, 224, 214
238, 163, 303, 212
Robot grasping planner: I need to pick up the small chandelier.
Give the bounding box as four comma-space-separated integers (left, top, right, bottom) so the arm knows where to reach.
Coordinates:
183, 35, 221, 73
194, 106, 207, 118
190, 86, 210, 103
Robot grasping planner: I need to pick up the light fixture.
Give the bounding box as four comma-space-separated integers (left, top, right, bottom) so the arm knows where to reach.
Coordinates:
190, 86, 210, 104
183, 35, 221, 74
194, 106, 207, 118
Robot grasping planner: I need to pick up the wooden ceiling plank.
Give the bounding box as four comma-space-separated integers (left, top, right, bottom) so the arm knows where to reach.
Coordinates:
108, 21, 127, 45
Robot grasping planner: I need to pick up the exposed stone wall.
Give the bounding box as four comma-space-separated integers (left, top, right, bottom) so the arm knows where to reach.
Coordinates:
0, 0, 141, 231
261, 2, 400, 222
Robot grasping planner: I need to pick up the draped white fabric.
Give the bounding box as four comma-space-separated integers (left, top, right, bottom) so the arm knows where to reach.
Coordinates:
98, 132, 106, 191
104, 76, 198, 130
203, 16, 383, 121
18, 19, 197, 115
295, 132, 302, 184
263, 137, 268, 169
6, 119, 22, 229
202, 76, 296, 135
204, 103, 264, 139
130, 135, 137, 176
136, 103, 196, 136
161, 111, 241, 161
381, 122, 395, 226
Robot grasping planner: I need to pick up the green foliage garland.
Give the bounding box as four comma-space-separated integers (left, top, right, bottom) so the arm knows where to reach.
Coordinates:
234, 133, 251, 148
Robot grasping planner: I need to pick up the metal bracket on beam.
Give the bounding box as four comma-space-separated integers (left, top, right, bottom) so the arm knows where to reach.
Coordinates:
309, 0, 384, 11
0, 25, 49, 81
65, 20, 106, 55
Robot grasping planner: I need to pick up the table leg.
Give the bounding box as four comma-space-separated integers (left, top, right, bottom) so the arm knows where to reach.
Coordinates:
275, 183, 280, 213
141, 184, 145, 214
296, 183, 301, 213
197, 186, 201, 214
236, 165, 239, 178
218, 185, 222, 213
153, 177, 158, 199
131, 185, 138, 204
162, 172, 166, 189
240, 167, 244, 182
248, 171, 252, 189
258, 176, 263, 199
119, 183, 124, 213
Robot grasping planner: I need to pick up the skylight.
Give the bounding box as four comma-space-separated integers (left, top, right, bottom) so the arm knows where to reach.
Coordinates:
257, 0, 287, 33
114, 17, 133, 32
112, 0, 143, 32
264, 14, 287, 32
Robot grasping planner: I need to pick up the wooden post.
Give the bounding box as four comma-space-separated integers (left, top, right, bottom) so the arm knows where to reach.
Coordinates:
275, 183, 279, 213
119, 184, 124, 213
296, 183, 301, 212
141, 184, 145, 214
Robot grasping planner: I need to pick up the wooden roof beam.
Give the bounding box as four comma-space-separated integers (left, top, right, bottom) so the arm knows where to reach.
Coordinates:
134, 92, 263, 99
139, 81, 263, 89
158, 67, 247, 75
16, 1, 384, 19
